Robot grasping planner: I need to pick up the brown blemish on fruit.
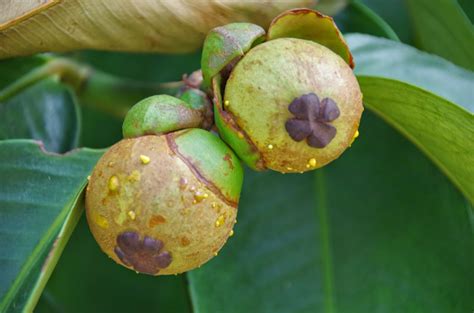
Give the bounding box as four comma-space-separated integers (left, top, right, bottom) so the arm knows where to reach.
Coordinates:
186, 251, 200, 258
148, 214, 166, 228
180, 237, 191, 247
114, 231, 172, 275
223, 153, 234, 170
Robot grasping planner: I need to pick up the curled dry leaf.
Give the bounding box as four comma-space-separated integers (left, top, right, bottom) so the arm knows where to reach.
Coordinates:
0, 0, 315, 59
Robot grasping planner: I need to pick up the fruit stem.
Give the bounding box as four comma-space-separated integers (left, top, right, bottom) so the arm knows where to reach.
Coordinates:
0, 57, 184, 118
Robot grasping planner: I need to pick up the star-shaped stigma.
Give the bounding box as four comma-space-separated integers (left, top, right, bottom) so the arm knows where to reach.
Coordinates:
114, 231, 172, 275
285, 93, 340, 148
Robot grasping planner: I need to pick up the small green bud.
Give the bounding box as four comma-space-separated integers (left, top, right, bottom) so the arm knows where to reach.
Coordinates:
122, 94, 212, 138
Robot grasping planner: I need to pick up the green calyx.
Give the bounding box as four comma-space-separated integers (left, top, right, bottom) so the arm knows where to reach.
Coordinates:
201, 9, 354, 89
212, 75, 264, 171
201, 23, 266, 87
267, 8, 354, 68
168, 128, 244, 205
122, 94, 211, 138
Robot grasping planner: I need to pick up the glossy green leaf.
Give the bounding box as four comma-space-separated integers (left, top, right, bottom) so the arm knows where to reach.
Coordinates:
0, 78, 81, 153
458, 0, 474, 22
188, 112, 474, 312
335, 0, 399, 40
358, 76, 474, 204
359, 0, 413, 43
36, 217, 191, 313
347, 33, 474, 111
0, 140, 102, 313
405, 0, 474, 70
0, 55, 49, 90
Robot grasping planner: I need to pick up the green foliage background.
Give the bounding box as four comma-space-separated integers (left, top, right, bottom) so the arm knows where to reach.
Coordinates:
0, 0, 473, 312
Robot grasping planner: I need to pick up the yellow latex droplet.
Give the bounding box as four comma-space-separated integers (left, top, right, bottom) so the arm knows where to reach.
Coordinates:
215, 215, 225, 227
128, 210, 136, 220
194, 191, 208, 203
229, 230, 234, 237
94, 213, 109, 229
224, 100, 230, 107
140, 154, 150, 164
350, 130, 360, 146
108, 176, 119, 191
267, 144, 273, 150
308, 158, 317, 167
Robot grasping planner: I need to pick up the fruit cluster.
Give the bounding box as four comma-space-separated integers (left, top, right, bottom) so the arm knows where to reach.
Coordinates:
85, 8, 363, 275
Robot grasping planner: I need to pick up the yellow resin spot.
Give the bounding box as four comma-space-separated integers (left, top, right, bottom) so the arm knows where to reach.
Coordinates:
229, 229, 234, 237
128, 210, 136, 220
267, 144, 274, 150
87, 175, 91, 181
224, 100, 230, 107
215, 215, 225, 227
108, 176, 119, 191
128, 170, 141, 182
350, 129, 360, 146
139, 154, 150, 164
194, 191, 209, 203
214, 252, 218, 256
308, 158, 317, 167
93, 213, 109, 229
286, 167, 293, 171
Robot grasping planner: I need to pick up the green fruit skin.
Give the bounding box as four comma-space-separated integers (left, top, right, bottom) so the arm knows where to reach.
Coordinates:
221, 38, 363, 173
85, 129, 243, 275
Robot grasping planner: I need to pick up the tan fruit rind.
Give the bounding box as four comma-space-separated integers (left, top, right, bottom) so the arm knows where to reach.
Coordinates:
85, 134, 237, 275
223, 38, 363, 173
